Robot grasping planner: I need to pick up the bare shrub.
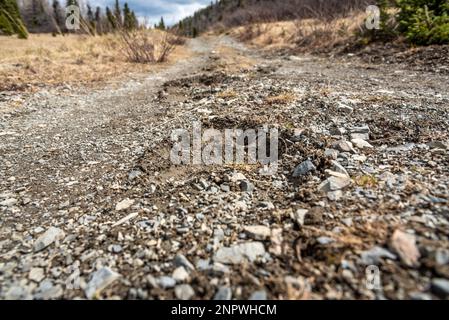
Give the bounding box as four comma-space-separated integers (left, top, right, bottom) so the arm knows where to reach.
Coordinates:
118, 29, 177, 63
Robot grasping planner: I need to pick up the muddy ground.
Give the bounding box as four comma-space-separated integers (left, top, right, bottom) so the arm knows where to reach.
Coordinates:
0, 35, 448, 300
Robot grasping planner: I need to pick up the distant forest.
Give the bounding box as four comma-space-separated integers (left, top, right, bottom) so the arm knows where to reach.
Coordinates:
0, 0, 143, 38
176, 0, 370, 36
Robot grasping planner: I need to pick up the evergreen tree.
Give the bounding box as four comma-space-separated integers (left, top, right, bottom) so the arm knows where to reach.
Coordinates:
114, 0, 122, 26
157, 16, 165, 30
106, 6, 116, 29
123, 2, 132, 30
0, 0, 28, 38
52, 0, 63, 29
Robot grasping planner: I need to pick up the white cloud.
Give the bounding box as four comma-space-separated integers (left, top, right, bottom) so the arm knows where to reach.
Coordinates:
88, 0, 210, 26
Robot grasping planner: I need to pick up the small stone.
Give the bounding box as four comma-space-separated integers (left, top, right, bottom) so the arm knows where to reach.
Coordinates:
337, 103, 353, 113
350, 133, 369, 140
318, 176, 352, 192
128, 170, 142, 181
230, 172, 246, 183
0, 198, 17, 207
29, 268, 45, 282
240, 180, 255, 193
360, 246, 397, 265
351, 138, 373, 149
428, 141, 448, 150
333, 140, 356, 153
317, 236, 335, 245
351, 125, 370, 133
342, 218, 353, 227
172, 266, 189, 282
327, 190, 343, 201
33, 227, 65, 252
34, 280, 63, 299
330, 160, 349, 177
158, 276, 176, 289
174, 254, 195, 272
390, 229, 420, 267
244, 225, 271, 240
115, 198, 134, 211
324, 148, 339, 160
85, 267, 120, 299
431, 278, 449, 298
291, 209, 308, 227
214, 242, 266, 265
409, 292, 432, 300
329, 126, 346, 136
109, 244, 122, 253
175, 284, 195, 300
214, 286, 232, 300
249, 290, 267, 300
112, 212, 139, 227
258, 201, 274, 210
435, 249, 449, 266
292, 160, 316, 177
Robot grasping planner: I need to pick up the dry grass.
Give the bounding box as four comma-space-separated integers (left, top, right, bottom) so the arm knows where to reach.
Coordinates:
229, 11, 367, 52
0, 32, 189, 92
265, 92, 296, 105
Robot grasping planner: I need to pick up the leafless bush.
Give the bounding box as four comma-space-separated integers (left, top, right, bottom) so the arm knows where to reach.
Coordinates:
118, 29, 176, 63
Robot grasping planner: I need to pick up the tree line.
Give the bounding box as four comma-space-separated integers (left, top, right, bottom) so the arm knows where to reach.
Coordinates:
0, 0, 142, 38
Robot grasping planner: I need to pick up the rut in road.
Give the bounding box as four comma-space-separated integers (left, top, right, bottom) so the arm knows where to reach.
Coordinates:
1, 35, 448, 300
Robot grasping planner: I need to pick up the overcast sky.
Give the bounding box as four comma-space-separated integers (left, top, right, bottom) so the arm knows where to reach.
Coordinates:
89, 0, 210, 26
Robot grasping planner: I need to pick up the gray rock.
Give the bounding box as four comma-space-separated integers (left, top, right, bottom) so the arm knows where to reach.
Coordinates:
0, 198, 17, 207
327, 190, 343, 201
360, 246, 397, 265
128, 170, 142, 181
409, 292, 432, 300
214, 242, 266, 265
435, 249, 449, 266
172, 266, 189, 282
115, 198, 134, 211
258, 201, 274, 210
324, 148, 339, 160
157, 276, 176, 289
175, 284, 195, 300
244, 225, 271, 240
29, 267, 45, 282
318, 175, 352, 192
390, 229, 420, 267
291, 209, 308, 227
431, 278, 449, 298
317, 236, 335, 245
85, 267, 121, 299
240, 180, 255, 193
249, 290, 267, 300
351, 138, 373, 149
337, 103, 353, 113
351, 125, 370, 133
214, 286, 232, 300
34, 280, 63, 299
174, 254, 195, 272
330, 160, 349, 177
33, 227, 65, 252
292, 160, 316, 177
333, 140, 356, 153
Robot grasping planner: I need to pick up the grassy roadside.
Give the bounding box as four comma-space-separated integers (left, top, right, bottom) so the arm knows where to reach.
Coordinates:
0, 32, 189, 93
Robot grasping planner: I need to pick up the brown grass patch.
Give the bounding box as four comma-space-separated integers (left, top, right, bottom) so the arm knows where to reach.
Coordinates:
0, 32, 189, 92
228, 11, 367, 52
265, 92, 296, 105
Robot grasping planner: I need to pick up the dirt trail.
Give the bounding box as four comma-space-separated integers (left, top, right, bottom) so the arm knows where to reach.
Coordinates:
0, 35, 448, 300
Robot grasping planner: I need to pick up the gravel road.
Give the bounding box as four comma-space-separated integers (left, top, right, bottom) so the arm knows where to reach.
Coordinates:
1, 35, 448, 300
